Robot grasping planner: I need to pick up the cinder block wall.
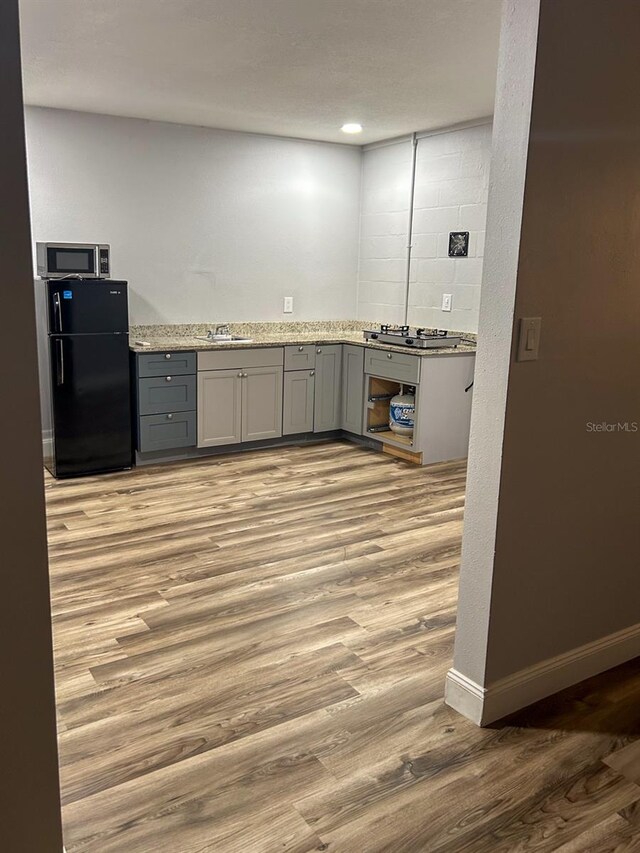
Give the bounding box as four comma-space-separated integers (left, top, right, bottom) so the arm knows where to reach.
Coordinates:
357, 123, 492, 331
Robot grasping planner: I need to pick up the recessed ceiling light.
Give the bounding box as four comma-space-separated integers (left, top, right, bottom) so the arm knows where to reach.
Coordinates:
341, 123, 363, 134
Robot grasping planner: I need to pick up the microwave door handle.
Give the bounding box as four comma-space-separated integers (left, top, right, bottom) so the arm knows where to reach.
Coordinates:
53, 291, 63, 332
56, 339, 65, 386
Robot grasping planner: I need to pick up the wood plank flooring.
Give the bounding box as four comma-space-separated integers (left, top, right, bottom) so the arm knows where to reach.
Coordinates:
46, 440, 640, 852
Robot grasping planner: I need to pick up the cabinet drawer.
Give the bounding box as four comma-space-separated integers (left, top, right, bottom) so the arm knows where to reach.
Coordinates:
198, 347, 284, 371
138, 411, 196, 453
284, 345, 316, 371
137, 351, 196, 377
364, 348, 420, 384
138, 374, 196, 415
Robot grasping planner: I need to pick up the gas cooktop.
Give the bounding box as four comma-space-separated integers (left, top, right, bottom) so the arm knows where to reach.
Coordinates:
363, 325, 462, 349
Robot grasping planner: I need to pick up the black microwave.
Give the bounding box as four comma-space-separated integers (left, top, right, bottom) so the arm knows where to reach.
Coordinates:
36, 242, 110, 279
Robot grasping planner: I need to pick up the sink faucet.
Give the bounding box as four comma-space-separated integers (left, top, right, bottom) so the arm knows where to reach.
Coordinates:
205, 324, 230, 339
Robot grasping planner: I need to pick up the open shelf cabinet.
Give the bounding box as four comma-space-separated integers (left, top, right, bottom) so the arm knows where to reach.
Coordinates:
365, 376, 417, 450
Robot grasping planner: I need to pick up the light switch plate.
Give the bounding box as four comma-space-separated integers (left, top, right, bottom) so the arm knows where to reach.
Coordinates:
283, 296, 293, 314
517, 317, 542, 361
442, 293, 452, 312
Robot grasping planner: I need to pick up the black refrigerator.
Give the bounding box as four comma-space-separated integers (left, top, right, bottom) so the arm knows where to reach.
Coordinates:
38, 279, 132, 478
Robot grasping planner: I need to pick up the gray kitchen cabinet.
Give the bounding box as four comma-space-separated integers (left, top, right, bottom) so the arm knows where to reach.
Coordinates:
197, 368, 242, 447
138, 411, 197, 453
242, 366, 283, 442
284, 345, 316, 371
138, 374, 196, 416
364, 348, 420, 385
198, 362, 283, 447
283, 369, 315, 435
134, 350, 197, 454
198, 348, 283, 371
137, 351, 196, 377
418, 353, 476, 464
313, 345, 342, 432
341, 345, 365, 435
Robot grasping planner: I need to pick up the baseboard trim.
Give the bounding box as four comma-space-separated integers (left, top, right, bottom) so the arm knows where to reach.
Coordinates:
445, 621, 640, 726
42, 434, 52, 458
444, 668, 486, 725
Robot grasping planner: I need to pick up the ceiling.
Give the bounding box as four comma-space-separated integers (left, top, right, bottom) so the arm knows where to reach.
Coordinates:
19, 0, 502, 145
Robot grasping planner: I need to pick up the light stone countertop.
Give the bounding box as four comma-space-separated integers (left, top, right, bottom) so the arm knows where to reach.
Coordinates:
128, 323, 477, 357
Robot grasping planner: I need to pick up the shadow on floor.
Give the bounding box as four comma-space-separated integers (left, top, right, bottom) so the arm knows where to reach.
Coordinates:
488, 657, 640, 738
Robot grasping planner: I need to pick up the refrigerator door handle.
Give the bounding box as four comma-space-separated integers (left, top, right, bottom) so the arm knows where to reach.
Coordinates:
56, 339, 65, 386
53, 291, 63, 332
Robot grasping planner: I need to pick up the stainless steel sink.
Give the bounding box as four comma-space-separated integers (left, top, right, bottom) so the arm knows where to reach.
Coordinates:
193, 334, 253, 344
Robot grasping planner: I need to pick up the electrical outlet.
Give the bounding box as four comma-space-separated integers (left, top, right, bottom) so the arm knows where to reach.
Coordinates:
283, 296, 293, 314
442, 293, 452, 312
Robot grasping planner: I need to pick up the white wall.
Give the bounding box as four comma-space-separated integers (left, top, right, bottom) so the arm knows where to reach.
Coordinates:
448, 0, 640, 725
356, 123, 492, 331
409, 124, 491, 332
447, 0, 540, 718
25, 107, 361, 325
357, 140, 413, 324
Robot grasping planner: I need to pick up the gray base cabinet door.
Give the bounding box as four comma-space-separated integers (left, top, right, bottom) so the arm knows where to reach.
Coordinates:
314, 345, 342, 432
341, 345, 365, 434
242, 366, 283, 442
197, 369, 242, 447
283, 370, 315, 434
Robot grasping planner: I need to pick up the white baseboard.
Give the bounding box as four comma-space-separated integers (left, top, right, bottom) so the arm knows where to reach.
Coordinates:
445, 621, 640, 726
444, 669, 487, 724
42, 433, 52, 459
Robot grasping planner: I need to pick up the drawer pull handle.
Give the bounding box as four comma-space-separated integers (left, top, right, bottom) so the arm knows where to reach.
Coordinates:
387, 353, 392, 359
166, 414, 173, 420
165, 353, 171, 360
166, 376, 172, 382
310, 370, 315, 376
298, 346, 304, 352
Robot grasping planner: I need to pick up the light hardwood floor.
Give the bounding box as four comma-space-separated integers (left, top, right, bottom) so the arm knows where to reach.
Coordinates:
46, 441, 640, 852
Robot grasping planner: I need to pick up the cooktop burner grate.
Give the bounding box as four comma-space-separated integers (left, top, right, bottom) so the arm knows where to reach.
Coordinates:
363, 325, 462, 349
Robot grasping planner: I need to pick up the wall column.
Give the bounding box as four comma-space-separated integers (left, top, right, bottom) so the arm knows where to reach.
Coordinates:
447, 0, 640, 724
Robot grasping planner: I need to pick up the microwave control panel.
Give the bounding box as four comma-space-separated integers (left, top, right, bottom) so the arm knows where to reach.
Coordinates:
99, 246, 110, 277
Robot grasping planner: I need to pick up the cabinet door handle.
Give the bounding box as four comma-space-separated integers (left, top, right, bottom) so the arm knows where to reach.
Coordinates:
165, 376, 172, 382
387, 353, 392, 359
165, 353, 171, 360
317, 348, 322, 354
237, 372, 243, 378
298, 346, 304, 352
243, 373, 248, 378
310, 370, 315, 376
166, 413, 173, 420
